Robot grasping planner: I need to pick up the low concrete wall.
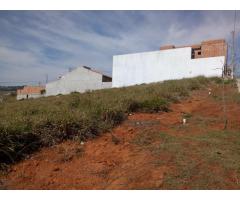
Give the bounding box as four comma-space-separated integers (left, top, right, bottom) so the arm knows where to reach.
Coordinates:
102, 82, 112, 89
17, 93, 44, 100
113, 47, 225, 87
46, 81, 112, 96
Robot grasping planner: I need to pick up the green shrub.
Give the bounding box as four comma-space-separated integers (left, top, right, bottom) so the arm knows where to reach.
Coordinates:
101, 109, 126, 126
125, 99, 141, 112
0, 130, 40, 164
139, 98, 169, 112
68, 95, 80, 108
210, 77, 236, 85
210, 77, 223, 84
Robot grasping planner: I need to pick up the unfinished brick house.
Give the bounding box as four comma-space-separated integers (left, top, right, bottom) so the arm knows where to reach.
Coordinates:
160, 39, 229, 76
160, 39, 228, 60
113, 39, 228, 87
17, 86, 45, 100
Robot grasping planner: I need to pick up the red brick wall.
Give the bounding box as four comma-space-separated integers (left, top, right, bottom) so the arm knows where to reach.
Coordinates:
17, 86, 45, 95
160, 45, 175, 50
201, 39, 227, 58
160, 39, 227, 60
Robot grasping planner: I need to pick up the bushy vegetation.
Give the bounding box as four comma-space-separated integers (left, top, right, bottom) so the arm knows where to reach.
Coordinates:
0, 76, 215, 167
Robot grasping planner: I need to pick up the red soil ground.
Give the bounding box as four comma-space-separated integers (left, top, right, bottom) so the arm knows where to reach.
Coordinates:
1, 83, 240, 189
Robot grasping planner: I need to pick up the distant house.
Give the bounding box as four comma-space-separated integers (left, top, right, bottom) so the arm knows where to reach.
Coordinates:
113, 39, 228, 87
45, 66, 112, 96
17, 86, 45, 100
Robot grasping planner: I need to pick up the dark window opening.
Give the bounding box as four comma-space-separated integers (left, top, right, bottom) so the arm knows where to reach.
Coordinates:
191, 49, 195, 59
41, 89, 46, 95
191, 47, 201, 59
102, 75, 112, 82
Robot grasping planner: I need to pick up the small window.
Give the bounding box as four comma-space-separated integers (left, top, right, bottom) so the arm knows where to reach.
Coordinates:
198, 51, 201, 55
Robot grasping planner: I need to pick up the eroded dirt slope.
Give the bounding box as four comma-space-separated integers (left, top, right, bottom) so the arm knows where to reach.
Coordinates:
1, 83, 240, 189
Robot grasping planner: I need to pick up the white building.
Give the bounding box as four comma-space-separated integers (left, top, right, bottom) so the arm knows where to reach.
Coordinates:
45, 66, 112, 96
113, 39, 227, 87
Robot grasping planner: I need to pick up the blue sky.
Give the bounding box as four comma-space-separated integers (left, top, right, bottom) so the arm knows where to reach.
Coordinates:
0, 11, 239, 85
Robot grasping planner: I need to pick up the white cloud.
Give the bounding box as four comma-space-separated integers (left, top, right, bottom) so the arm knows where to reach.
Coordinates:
0, 46, 38, 66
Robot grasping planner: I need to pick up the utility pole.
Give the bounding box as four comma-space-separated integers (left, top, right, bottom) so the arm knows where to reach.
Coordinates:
231, 31, 235, 79
223, 10, 237, 129
45, 74, 48, 84
231, 10, 237, 79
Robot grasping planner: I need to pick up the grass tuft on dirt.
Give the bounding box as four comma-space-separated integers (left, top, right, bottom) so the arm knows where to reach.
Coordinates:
0, 76, 220, 167
132, 129, 240, 189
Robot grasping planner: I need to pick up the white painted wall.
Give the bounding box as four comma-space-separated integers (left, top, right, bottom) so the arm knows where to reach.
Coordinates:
112, 47, 225, 87
45, 67, 112, 96
16, 93, 44, 100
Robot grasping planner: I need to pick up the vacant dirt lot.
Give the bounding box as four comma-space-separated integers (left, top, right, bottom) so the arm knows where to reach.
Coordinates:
1, 82, 240, 189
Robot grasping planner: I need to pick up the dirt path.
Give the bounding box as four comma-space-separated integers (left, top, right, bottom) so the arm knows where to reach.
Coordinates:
1, 84, 240, 189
